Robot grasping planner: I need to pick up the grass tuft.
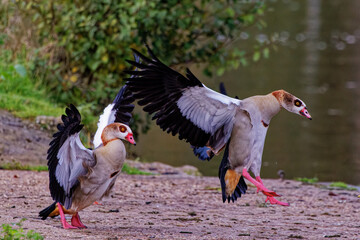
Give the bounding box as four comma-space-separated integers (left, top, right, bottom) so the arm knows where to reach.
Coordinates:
295, 177, 319, 184
122, 163, 153, 175
0, 162, 48, 171
329, 182, 357, 191
0, 161, 152, 175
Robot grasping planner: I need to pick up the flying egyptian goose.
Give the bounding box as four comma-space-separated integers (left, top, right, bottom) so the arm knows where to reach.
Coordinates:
39, 86, 136, 229
125, 45, 312, 206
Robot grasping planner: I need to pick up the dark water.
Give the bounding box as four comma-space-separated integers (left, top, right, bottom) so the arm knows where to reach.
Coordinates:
134, 0, 360, 185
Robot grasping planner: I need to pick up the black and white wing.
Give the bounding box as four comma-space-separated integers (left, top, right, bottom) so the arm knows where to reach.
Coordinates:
47, 104, 94, 209
93, 85, 135, 148
125, 45, 241, 154
191, 82, 231, 161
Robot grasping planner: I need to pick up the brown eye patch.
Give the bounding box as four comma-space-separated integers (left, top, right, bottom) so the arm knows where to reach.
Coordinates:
294, 99, 302, 107
119, 125, 127, 133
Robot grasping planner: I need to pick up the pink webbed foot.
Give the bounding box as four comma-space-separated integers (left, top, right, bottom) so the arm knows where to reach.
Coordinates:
265, 196, 290, 206
242, 169, 280, 197
57, 203, 78, 229
61, 219, 78, 229
93, 201, 102, 205
71, 213, 87, 228
255, 176, 290, 206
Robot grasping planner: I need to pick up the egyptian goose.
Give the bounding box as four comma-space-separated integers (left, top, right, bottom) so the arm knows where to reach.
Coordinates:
125, 46, 312, 206
39, 86, 136, 229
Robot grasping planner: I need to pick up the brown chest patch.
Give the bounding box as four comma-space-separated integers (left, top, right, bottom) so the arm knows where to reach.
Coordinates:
261, 120, 269, 128
110, 170, 120, 178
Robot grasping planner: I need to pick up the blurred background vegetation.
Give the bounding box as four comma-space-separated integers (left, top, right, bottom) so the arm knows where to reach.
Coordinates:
0, 0, 275, 135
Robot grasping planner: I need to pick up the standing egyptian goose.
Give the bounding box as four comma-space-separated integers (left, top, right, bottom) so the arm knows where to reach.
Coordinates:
125, 46, 312, 206
39, 86, 136, 229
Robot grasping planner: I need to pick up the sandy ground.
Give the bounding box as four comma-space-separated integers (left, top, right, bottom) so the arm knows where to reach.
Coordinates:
0, 170, 359, 240
0, 110, 359, 239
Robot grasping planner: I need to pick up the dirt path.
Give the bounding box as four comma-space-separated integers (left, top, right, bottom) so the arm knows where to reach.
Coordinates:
0, 170, 359, 239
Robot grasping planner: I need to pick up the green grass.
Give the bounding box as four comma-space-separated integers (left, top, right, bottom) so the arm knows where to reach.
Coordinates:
0, 59, 64, 119
0, 162, 152, 175
295, 177, 358, 191
0, 53, 150, 176
329, 182, 357, 191
122, 163, 153, 175
0, 51, 101, 138
0, 162, 48, 172
295, 177, 319, 184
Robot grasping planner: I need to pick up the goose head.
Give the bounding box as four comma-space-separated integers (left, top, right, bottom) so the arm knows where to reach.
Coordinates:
101, 123, 136, 146
272, 90, 312, 120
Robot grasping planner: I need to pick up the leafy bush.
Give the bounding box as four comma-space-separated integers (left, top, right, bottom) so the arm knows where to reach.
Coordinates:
1, 218, 44, 240
0, 0, 276, 137
1, 0, 270, 108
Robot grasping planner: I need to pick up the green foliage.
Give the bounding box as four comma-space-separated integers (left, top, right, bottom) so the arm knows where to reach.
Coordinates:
0, 0, 275, 136
1, 218, 44, 240
329, 182, 357, 191
0, 50, 64, 119
122, 163, 152, 175
296, 177, 319, 184
0, 0, 270, 109
295, 178, 358, 191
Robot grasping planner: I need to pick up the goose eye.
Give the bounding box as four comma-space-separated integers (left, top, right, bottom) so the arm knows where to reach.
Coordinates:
119, 125, 127, 133
294, 99, 302, 107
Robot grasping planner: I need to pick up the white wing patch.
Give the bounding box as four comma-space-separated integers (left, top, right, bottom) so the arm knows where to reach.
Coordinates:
93, 103, 116, 148
177, 86, 241, 134
203, 85, 241, 105
177, 85, 241, 153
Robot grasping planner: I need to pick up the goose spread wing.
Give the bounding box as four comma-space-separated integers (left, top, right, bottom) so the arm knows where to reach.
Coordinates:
125, 46, 241, 153
47, 104, 94, 209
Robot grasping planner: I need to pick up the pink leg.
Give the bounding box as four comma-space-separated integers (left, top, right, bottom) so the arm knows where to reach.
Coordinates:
71, 213, 87, 228
93, 201, 102, 205
255, 176, 264, 193
57, 203, 78, 229
256, 176, 290, 206
242, 168, 279, 197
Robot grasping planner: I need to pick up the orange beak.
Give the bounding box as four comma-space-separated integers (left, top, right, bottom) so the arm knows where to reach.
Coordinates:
125, 133, 136, 145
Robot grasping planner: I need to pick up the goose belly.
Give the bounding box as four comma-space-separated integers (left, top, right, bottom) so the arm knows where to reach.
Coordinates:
228, 112, 253, 172
71, 143, 125, 212
70, 164, 122, 212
